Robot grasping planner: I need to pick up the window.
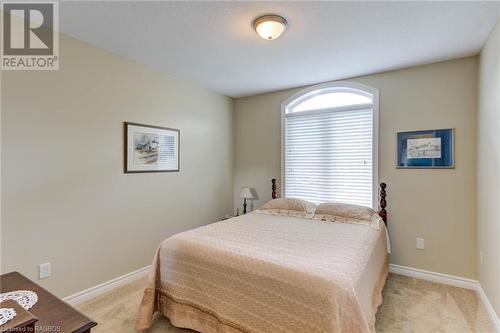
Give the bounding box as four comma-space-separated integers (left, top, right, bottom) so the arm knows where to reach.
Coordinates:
281, 82, 378, 208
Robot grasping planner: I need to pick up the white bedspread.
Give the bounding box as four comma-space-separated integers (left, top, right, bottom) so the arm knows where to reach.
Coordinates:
137, 212, 389, 333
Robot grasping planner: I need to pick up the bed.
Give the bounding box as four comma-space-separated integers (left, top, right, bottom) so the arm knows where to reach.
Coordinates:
137, 180, 389, 333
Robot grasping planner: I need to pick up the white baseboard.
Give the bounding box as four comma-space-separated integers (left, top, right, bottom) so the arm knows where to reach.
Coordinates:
389, 264, 478, 290
476, 283, 500, 332
63, 266, 150, 306
389, 264, 499, 332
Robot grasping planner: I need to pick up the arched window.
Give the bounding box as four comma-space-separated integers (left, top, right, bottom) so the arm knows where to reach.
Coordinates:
281, 82, 379, 208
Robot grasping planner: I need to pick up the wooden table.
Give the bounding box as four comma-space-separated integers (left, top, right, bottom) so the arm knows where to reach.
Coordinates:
0, 299, 38, 332
0, 272, 97, 333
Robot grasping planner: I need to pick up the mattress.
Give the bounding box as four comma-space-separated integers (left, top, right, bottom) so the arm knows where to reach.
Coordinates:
137, 211, 389, 333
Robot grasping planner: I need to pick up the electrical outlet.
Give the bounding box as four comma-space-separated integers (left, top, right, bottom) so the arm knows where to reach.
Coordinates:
39, 263, 51, 279
416, 238, 425, 250
480, 251, 484, 265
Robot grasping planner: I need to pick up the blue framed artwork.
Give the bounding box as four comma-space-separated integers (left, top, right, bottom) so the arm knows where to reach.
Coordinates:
396, 128, 454, 168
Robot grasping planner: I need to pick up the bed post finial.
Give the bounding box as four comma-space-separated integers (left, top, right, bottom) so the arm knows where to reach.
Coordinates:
379, 182, 387, 225
272, 178, 278, 199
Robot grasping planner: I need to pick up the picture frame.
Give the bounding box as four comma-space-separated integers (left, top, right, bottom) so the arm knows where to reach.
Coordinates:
396, 128, 454, 169
124, 122, 180, 173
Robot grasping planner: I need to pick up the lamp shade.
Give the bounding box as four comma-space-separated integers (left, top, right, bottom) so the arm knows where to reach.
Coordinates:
239, 187, 255, 199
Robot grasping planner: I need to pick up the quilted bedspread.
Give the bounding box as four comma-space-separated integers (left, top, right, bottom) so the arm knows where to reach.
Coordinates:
137, 212, 388, 333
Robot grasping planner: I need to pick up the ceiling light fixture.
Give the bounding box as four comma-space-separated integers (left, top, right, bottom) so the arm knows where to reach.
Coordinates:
253, 15, 287, 41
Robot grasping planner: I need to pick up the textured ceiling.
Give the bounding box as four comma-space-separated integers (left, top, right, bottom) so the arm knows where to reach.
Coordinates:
59, 1, 500, 97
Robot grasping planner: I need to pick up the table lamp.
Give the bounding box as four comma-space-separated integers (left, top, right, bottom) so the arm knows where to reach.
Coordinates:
239, 187, 255, 214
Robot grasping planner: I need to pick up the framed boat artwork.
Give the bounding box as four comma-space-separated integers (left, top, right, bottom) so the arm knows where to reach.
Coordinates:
124, 122, 180, 173
396, 128, 454, 169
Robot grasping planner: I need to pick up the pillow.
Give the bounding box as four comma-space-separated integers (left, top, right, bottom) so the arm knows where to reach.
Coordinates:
257, 198, 317, 218
313, 202, 382, 229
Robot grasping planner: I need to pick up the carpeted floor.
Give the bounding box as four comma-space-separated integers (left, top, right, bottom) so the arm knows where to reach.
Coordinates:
78, 273, 495, 333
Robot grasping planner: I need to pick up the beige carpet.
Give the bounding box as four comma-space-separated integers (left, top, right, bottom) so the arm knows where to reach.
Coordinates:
78, 273, 495, 333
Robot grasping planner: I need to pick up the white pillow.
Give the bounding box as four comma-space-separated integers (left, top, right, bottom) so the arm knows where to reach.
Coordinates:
313, 202, 382, 229
257, 198, 317, 218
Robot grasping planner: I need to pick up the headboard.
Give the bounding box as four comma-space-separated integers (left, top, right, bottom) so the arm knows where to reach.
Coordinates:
271, 178, 388, 225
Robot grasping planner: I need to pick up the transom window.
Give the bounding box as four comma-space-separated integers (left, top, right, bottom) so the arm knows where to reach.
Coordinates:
282, 82, 378, 208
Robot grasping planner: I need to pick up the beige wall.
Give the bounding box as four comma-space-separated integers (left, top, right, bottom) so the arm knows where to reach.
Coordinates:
0, 25, 486, 300
234, 57, 478, 279
1, 34, 234, 297
478, 19, 500, 316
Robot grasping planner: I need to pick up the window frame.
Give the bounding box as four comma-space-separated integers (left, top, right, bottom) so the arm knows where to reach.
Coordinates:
281, 81, 380, 208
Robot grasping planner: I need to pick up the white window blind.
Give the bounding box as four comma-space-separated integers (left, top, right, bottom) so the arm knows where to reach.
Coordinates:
284, 103, 374, 208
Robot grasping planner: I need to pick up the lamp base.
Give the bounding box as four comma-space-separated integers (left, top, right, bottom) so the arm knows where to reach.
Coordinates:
243, 198, 247, 215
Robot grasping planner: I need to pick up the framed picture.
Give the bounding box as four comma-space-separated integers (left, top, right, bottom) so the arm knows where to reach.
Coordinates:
396, 128, 454, 169
124, 122, 180, 173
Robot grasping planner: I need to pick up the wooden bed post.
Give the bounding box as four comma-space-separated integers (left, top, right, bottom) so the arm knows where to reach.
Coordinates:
378, 183, 387, 225
271, 178, 278, 199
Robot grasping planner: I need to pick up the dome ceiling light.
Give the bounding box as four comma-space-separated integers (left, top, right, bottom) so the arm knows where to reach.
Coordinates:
253, 15, 288, 41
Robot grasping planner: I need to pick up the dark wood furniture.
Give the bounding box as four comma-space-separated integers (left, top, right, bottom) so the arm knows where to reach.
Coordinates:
0, 272, 97, 333
0, 300, 38, 332
270, 178, 388, 224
